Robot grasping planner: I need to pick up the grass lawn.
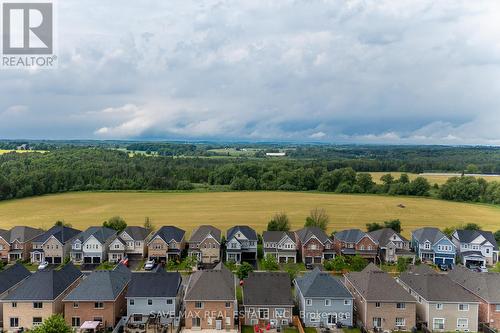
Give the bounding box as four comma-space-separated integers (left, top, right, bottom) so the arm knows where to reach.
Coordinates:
0, 192, 500, 237
236, 285, 243, 303
342, 328, 362, 333
491, 262, 500, 272
304, 328, 317, 333
241, 326, 255, 333
95, 261, 116, 270
22, 262, 39, 272
283, 328, 299, 333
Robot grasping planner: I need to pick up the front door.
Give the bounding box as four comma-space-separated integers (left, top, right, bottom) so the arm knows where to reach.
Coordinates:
327, 314, 337, 326
373, 317, 382, 329
216, 319, 222, 330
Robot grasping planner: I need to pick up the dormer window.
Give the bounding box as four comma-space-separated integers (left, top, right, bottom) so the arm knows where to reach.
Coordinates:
424, 242, 431, 250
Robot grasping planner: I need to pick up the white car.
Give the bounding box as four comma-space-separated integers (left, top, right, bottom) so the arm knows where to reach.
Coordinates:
38, 261, 49, 270
144, 259, 155, 270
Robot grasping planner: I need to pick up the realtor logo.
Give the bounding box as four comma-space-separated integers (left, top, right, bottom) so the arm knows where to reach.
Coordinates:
1, 1, 57, 68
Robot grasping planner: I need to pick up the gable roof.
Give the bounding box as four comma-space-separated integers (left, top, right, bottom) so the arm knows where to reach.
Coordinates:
411, 227, 448, 244
399, 265, 478, 302
185, 265, 235, 301
0, 226, 43, 243
243, 272, 294, 306
122, 226, 151, 241
454, 230, 498, 250
75, 226, 117, 244
150, 226, 185, 244
64, 264, 131, 301
189, 225, 221, 243
335, 229, 374, 244
227, 226, 258, 241
0, 263, 31, 294
368, 228, 408, 247
295, 227, 329, 244
448, 265, 500, 303
4, 264, 82, 301
127, 271, 181, 298
345, 263, 414, 302
295, 267, 352, 298
262, 231, 296, 243
32, 225, 81, 244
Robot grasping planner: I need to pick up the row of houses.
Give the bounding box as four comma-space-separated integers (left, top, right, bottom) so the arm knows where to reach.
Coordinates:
1, 225, 498, 267
1, 261, 499, 333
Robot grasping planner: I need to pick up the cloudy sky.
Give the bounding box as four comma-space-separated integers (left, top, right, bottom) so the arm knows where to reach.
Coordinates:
2, 0, 500, 144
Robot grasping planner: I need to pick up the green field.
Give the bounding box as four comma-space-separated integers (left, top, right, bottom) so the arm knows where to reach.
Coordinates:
0, 192, 499, 236
369, 172, 500, 185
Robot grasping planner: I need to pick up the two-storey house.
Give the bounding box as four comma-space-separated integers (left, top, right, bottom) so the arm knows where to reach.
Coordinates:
147, 226, 185, 263
451, 229, 498, 267
0, 226, 43, 263
30, 225, 81, 265
344, 264, 416, 332
398, 264, 479, 332
262, 231, 297, 263
108, 226, 151, 263
294, 267, 353, 327
225, 226, 258, 264
70, 227, 117, 264
411, 227, 456, 267
333, 229, 378, 262
187, 225, 221, 264
0, 263, 31, 329
295, 227, 335, 264
368, 228, 414, 263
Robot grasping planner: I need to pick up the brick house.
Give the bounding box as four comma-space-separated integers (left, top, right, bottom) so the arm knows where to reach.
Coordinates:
187, 225, 222, 265
368, 228, 415, 263
334, 229, 378, 262
0, 226, 44, 262
70, 227, 117, 265
147, 226, 186, 263
295, 227, 335, 264
30, 225, 81, 265
108, 226, 152, 263
63, 264, 131, 330
0, 263, 31, 329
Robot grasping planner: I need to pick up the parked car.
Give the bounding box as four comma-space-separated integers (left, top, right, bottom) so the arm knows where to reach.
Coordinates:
38, 261, 49, 270
119, 257, 129, 267
144, 259, 155, 270
438, 264, 448, 271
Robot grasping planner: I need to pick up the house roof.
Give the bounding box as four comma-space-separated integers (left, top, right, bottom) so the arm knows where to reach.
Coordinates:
448, 265, 500, 303
0, 226, 43, 243
184, 264, 235, 301
4, 264, 82, 301
122, 226, 151, 241
345, 263, 414, 302
189, 225, 221, 243
295, 267, 352, 298
243, 272, 294, 306
399, 265, 478, 302
227, 226, 258, 241
454, 230, 498, 250
64, 264, 131, 301
151, 226, 185, 244
0, 263, 31, 294
295, 227, 329, 244
32, 225, 81, 244
335, 229, 374, 244
262, 231, 295, 243
127, 271, 181, 298
368, 228, 408, 247
75, 226, 117, 243
411, 227, 447, 244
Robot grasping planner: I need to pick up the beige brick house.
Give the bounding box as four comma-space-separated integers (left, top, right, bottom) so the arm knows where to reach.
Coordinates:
0, 226, 43, 263
187, 225, 222, 264
30, 225, 81, 265
147, 226, 185, 263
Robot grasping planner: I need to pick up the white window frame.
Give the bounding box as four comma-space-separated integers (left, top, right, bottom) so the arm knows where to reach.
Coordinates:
195, 301, 203, 309
459, 303, 469, 311
259, 308, 269, 320
433, 318, 445, 330
306, 299, 312, 306
309, 313, 320, 323
344, 299, 351, 305
457, 318, 468, 330
396, 302, 406, 309
395, 318, 406, 327
275, 308, 285, 318
325, 299, 331, 306
436, 303, 443, 310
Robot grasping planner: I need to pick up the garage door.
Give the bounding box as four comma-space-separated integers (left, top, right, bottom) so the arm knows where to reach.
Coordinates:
53, 257, 62, 264
84, 257, 92, 264
46, 257, 53, 264
314, 257, 322, 264
305, 257, 313, 264
92, 257, 101, 264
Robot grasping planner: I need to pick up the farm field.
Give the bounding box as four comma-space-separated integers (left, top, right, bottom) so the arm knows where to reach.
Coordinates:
369, 172, 500, 185
0, 149, 47, 154
0, 192, 499, 237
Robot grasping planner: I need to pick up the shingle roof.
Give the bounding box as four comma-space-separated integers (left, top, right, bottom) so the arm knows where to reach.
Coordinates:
335, 229, 373, 244
75, 226, 117, 243
454, 230, 498, 250
227, 226, 258, 241
345, 263, 415, 302
151, 226, 185, 243
32, 225, 81, 244
411, 227, 447, 244
127, 271, 181, 298
295, 267, 352, 298
185, 265, 235, 301
0, 226, 43, 243
0, 263, 31, 294
64, 264, 131, 301
448, 265, 500, 303
243, 272, 294, 306
295, 227, 329, 244
399, 265, 478, 302
189, 225, 221, 243
368, 228, 408, 247
122, 226, 151, 241
4, 264, 82, 301
262, 231, 296, 243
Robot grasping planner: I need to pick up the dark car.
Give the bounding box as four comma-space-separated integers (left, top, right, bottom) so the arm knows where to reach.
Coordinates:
438, 264, 448, 271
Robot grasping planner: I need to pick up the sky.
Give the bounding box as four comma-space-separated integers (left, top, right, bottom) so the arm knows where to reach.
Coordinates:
1, 0, 500, 144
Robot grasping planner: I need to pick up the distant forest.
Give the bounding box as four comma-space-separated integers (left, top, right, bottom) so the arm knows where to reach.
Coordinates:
1, 141, 500, 205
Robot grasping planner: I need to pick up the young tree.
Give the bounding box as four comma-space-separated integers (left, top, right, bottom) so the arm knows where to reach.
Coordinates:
323, 256, 348, 271
348, 255, 368, 272
261, 254, 279, 271
384, 219, 402, 233
144, 216, 154, 232
397, 257, 411, 272
366, 222, 383, 232
103, 216, 127, 232
463, 223, 482, 231
495, 230, 500, 244
284, 262, 301, 282
236, 262, 254, 279
304, 208, 329, 231
31, 314, 72, 333
54, 220, 72, 228
267, 212, 290, 231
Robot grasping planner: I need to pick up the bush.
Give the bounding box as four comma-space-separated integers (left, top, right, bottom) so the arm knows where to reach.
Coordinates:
177, 180, 195, 190
261, 254, 279, 271
236, 262, 254, 279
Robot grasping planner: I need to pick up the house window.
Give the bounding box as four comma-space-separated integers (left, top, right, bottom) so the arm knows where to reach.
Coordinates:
396, 303, 406, 309
148, 299, 153, 305
33, 302, 43, 309
486, 248, 490, 254
94, 302, 104, 309
226, 317, 231, 326
93, 317, 103, 323
496, 304, 500, 312
457, 318, 468, 329
306, 299, 312, 306
310, 313, 320, 322
192, 317, 201, 328
259, 308, 269, 319
396, 318, 406, 327
130, 299, 134, 305
33, 317, 43, 326
133, 314, 142, 322
344, 299, 351, 305
72, 317, 81, 327
166, 299, 173, 305
195, 301, 203, 309
275, 308, 285, 318
325, 299, 331, 306
436, 303, 443, 310
11, 302, 17, 308
459, 304, 469, 311
10, 317, 19, 328
73, 302, 79, 308
207, 317, 213, 326
282, 319, 289, 325
225, 302, 231, 308
433, 318, 445, 330
375, 302, 381, 308
424, 242, 431, 250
